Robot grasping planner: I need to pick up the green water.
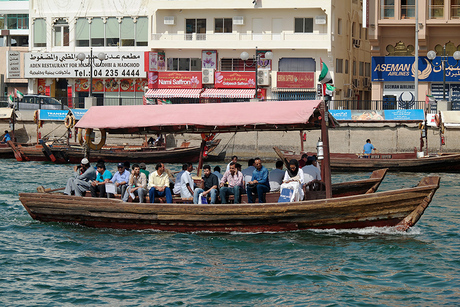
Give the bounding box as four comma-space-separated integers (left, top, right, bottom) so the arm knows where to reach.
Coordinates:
1, 159, 459, 306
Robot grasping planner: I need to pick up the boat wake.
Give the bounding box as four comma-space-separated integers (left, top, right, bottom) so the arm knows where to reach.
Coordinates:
310, 226, 422, 236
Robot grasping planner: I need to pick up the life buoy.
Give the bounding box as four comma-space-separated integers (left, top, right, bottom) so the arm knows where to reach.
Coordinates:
64, 115, 76, 129
434, 114, 441, 127
203, 145, 209, 158
77, 128, 85, 146
33, 110, 39, 124
85, 128, 107, 150
201, 132, 216, 142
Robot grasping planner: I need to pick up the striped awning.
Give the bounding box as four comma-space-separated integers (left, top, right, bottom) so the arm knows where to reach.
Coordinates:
144, 88, 202, 98
272, 88, 316, 92
201, 89, 256, 98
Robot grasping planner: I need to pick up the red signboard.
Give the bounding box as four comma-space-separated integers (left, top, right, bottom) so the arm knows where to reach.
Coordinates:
215, 71, 256, 89
277, 72, 315, 88
148, 71, 202, 89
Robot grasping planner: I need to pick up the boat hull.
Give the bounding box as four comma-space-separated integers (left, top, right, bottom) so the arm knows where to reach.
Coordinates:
19, 176, 439, 233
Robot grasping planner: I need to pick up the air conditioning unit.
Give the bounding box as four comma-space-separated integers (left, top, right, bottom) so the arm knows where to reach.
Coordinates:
344, 88, 354, 98
202, 68, 215, 84
164, 16, 175, 25
233, 16, 244, 25
257, 70, 270, 86
353, 78, 359, 88
363, 78, 370, 88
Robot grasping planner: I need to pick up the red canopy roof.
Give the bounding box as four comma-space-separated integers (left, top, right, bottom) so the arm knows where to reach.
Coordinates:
75, 100, 328, 134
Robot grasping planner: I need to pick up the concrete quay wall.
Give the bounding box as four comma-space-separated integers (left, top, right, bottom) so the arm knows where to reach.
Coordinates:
2, 110, 459, 161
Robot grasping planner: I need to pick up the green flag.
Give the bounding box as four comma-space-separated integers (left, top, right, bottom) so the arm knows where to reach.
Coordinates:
325, 84, 336, 96
15, 88, 24, 100
318, 58, 332, 84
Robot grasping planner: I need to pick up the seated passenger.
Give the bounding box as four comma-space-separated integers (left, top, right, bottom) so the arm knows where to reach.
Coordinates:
246, 158, 270, 203
139, 162, 149, 182
219, 162, 244, 204
109, 162, 130, 198
1, 130, 11, 144
212, 165, 223, 181
269, 160, 285, 192
280, 159, 305, 202
64, 158, 96, 197
173, 164, 187, 195
298, 153, 308, 168
148, 162, 172, 203
123, 164, 147, 203
301, 156, 322, 188
242, 159, 256, 186
180, 163, 195, 199
90, 162, 112, 198
193, 165, 219, 204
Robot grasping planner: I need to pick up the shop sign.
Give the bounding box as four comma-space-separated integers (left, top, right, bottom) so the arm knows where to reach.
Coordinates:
7, 51, 21, 79
277, 72, 315, 88
24, 52, 146, 79
372, 56, 460, 82
75, 78, 147, 92
145, 51, 166, 71
202, 50, 217, 69
148, 71, 202, 89
214, 71, 255, 89
330, 109, 424, 121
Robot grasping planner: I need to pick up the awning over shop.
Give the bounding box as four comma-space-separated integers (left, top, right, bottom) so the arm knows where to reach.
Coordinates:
144, 89, 202, 99
201, 89, 256, 99
271, 88, 316, 92
0, 108, 14, 120
76, 100, 336, 134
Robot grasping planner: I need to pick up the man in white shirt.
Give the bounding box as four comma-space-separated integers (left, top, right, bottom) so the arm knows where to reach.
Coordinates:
269, 160, 285, 192
302, 156, 322, 186
180, 163, 195, 199
226, 155, 238, 172
242, 158, 255, 186
173, 164, 187, 195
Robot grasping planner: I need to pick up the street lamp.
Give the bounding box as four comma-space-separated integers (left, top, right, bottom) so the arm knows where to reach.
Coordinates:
77, 48, 106, 98
240, 47, 273, 100
427, 46, 460, 101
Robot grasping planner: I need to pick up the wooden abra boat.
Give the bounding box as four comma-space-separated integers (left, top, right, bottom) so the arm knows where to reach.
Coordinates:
19, 176, 439, 232
19, 101, 440, 232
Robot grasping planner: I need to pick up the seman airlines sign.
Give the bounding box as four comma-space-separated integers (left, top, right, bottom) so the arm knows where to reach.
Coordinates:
372, 56, 460, 82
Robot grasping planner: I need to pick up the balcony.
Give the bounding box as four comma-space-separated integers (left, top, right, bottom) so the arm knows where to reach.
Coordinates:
151, 32, 330, 50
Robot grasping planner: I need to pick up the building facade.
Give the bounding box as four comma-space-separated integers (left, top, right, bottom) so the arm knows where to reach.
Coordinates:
25, 0, 370, 108
369, 0, 460, 110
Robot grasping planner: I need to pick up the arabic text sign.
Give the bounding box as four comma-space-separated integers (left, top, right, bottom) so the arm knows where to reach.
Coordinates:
24, 52, 146, 79
148, 71, 202, 89
7, 51, 21, 79
372, 56, 460, 82
277, 72, 315, 88
329, 109, 424, 121
215, 71, 256, 89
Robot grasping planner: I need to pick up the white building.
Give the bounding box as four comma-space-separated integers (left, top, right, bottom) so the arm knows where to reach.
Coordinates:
26, 0, 370, 108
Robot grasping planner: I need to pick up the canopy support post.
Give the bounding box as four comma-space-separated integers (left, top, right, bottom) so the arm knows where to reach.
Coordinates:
300, 130, 304, 153
197, 139, 206, 177
320, 100, 332, 199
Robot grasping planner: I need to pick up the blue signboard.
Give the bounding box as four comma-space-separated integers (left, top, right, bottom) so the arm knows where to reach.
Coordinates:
372, 56, 460, 82
39, 109, 88, 121
329, 110, 351, 120
329, 109, 424, 121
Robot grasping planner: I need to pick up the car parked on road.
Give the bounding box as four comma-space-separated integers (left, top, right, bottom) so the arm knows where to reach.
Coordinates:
15, 95, 67, 110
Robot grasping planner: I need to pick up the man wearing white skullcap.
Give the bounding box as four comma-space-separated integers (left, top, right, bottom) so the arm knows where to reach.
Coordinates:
64, 157, 96, 196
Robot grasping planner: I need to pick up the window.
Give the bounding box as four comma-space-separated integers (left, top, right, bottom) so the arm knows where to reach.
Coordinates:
54, 19, 69, 47
121, 17, 135, 46
294, 18, 313, 33
215, 18, 232, 33
76, 18, 89, 47
352, 22, 356, 38
353, 61, 357, 76
279, 58, 316, 72
337, 18, 342, 35
91, 18, 104, 47
452, 0, 460, 18
336, 59, 343, 73
401, 0, 415, 19
136, 17, 148, 46
359, 23, 362, 39
365, 62, 371, 77
7, 14, 28, 30
34, 18, 46, 47
359, 62, 364, 76
186, 19, 206, 40
0, 16, 4, 30
381, 0, 395, 19
220, 58, 255, 71
345, 59, 349, 74
167, 58, 201, 71
429, 0, 444, 18
106, 17, 119, 46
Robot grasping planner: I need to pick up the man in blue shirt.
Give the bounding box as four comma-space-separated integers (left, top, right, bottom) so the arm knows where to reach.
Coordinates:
90, 162, 112, 198
1, 130, 11, 143
109, 162, 130, 197
363, 139, 376, 155
246, 157, 270, 203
